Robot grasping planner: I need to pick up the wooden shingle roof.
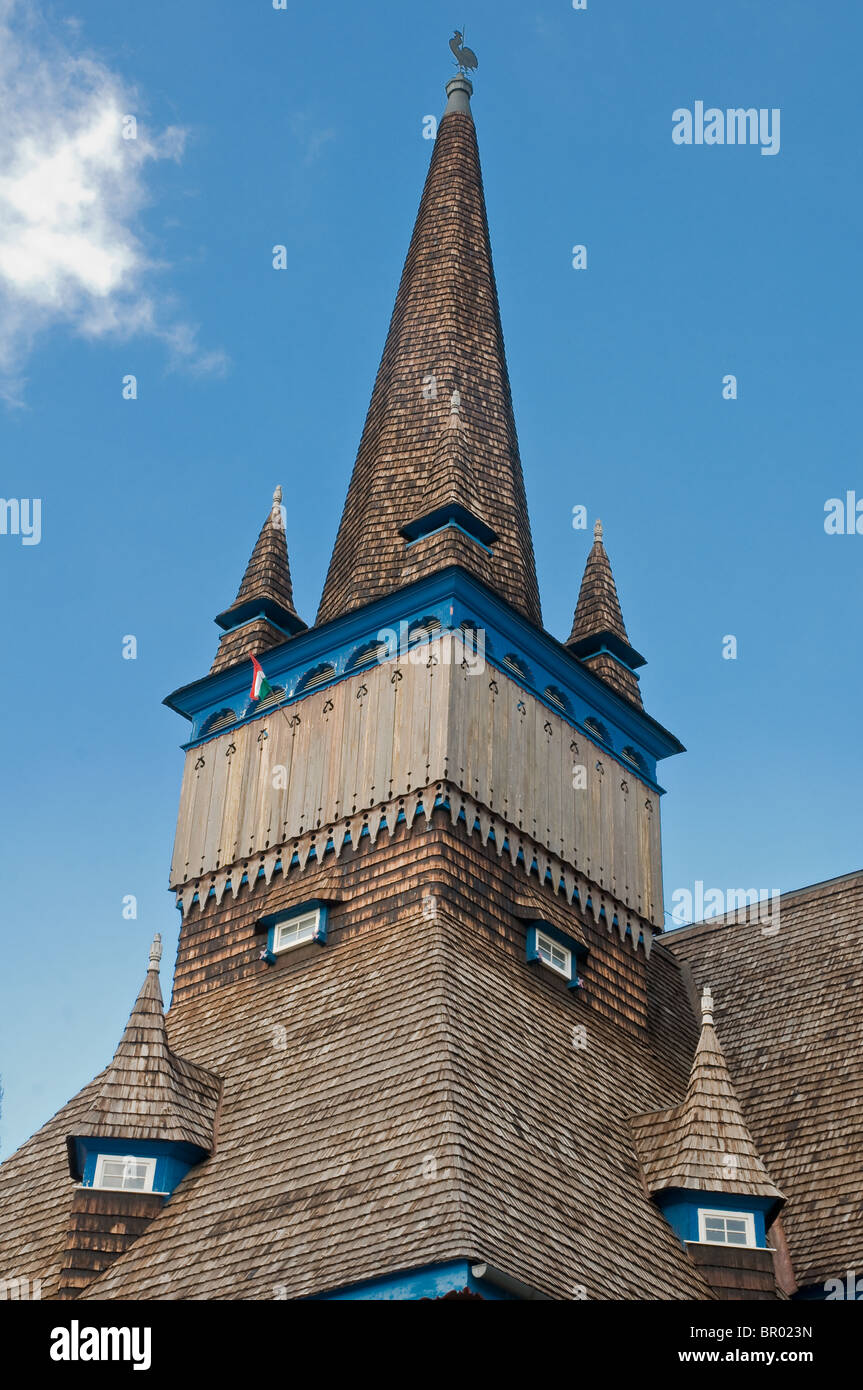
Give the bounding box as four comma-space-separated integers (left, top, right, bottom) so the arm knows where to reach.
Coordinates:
666, 871, 863, 1290
631, 986, 784, 1204
0, 900, 712, 1301
210, 485, 306, 674
567, 521, 643, 708
67, 937, 220, 1165
316, 78, 541, 629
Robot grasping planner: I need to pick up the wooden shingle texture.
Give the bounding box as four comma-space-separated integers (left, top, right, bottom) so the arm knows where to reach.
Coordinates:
567, 522, 642, 708
68, 953, 220, 1157
0, 823, 713, 1301
631, 987, 784, 1200
316, 99, 541, 629
666, 871, 863, 1292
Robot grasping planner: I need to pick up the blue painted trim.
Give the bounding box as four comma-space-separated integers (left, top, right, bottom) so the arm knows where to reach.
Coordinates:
655, 1189, 778, 1248
403, 519, 494, 555
164, 568, 681, 789
214, 597, 307, 635
263, 902, 329, 956
72, 1136, 207, 1195
525, 921, 586, 990
310, 1260, 514, 1300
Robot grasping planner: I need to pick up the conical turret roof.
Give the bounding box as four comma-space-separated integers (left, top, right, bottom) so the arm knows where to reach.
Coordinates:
567, 521, 645, 709
631, 986, 784, 1205
211, 485, 306, 675
67, 936, 220, 1168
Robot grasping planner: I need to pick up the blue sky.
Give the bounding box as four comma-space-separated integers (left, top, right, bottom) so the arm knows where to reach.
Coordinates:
0, 0, 860, 1155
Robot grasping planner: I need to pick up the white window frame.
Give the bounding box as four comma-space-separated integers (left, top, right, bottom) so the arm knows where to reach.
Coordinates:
93, 1154, 157, 1193
272, 907, 321, 955
535, 929, 572, 980
697, 1208, 756, 1248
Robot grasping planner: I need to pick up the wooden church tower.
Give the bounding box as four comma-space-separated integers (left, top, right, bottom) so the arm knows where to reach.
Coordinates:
0, 62, 801, 1303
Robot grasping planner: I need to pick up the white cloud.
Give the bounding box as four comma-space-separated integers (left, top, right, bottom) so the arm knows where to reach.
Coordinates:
0, 0, 227, 402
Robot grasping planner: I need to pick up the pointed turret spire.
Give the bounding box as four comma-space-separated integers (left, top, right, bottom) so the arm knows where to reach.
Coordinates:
211, 485, 307, 674
317, 71, 541, 628
566, 520, 645, 708
66, 937, 220, 1169
631, 986, 784, 1206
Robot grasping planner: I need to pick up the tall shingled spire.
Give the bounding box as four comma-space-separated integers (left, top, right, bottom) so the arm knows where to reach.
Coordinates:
631, 986, 784, 1206
566, 520, 645, 708
317, 73, 541, 628
211, 485, 306, 675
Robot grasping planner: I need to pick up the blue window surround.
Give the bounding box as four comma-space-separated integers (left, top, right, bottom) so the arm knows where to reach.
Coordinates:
70, 1137, 207, 1198
655, 1189, 778, 1249
310, 1261, 516, 1301
258, 900, 329, 965
163, 567, 683, 793
179, 799, 651, 955
525, 920, 587, 990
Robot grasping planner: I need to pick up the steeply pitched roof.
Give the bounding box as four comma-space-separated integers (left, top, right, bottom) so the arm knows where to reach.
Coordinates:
665, 870, 863, 1290
216, 485, 303, 631
316, 77, 541, 629
632, 985, 784, 1204
210, 485, 306, 674
67, 936, 220, 1168
401, 390, 496, 544
567, 521, 643, 708
0, 832, 712, 1302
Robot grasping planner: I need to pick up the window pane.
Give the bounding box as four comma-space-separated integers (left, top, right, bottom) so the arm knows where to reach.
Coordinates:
275, 913, 317, 951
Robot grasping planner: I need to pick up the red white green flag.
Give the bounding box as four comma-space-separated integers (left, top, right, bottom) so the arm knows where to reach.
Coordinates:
249, 654, 273, 703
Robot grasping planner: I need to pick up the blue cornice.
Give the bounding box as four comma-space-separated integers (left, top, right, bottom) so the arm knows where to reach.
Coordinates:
214, 597, 307, 635
163, 567, 684, 787
567, 629, 647, 671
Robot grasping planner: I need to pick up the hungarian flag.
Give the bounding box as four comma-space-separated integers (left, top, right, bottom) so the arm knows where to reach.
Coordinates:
249, 654, 273, 703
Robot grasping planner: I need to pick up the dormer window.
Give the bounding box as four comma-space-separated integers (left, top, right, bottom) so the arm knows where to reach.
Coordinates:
525, 920, 586, 990
698, 1208, 756, 1248
273, 908, 324, 954
94, 1155, 157, 1193
261, 902, 329, 963
535, 929, 571, 977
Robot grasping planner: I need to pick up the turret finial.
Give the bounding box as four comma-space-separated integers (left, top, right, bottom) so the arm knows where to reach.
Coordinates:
594, 518, 603, 542
701, 984, 714, 1026
449, 388, 461, 417
273, 484, 282, 506
149, 934, 163, 972
448, 29, 478, 75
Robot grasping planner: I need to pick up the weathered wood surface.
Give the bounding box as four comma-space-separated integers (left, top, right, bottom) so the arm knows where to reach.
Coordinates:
170, 634, 664, 928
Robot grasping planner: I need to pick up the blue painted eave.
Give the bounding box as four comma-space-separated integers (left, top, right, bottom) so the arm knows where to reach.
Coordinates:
163, 566, 684, 768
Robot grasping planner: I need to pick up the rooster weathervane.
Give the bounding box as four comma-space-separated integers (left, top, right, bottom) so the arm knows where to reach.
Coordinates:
449, 28, 478, 75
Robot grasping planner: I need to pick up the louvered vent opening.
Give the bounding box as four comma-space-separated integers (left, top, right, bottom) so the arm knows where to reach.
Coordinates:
502, 652, 532, 684
346, 641, 389, 671
256, 685, 286, 711
621, 745, 647, 773
408, 616, 443, 641
584, 717, 611, 746
296, 664, 336, 694
544, 686, 570, 715
204, 709, 237, 736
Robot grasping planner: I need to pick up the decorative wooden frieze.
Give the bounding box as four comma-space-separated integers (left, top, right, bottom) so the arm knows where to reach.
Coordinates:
170, 639, 665, 930
174, 775, 657, 957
